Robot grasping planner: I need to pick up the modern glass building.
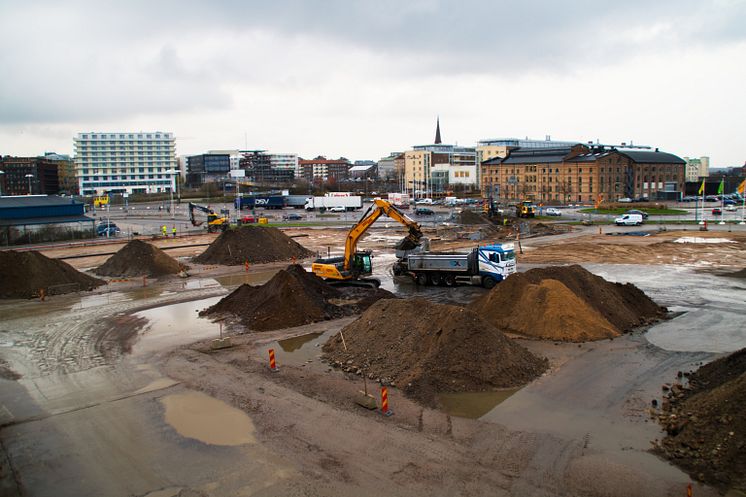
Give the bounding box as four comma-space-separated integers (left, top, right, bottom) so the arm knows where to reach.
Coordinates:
74, 132, 177, 195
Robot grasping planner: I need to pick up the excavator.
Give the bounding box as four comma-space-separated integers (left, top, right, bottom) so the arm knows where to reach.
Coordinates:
311, 199, 424, 287
188, 202, 230, 232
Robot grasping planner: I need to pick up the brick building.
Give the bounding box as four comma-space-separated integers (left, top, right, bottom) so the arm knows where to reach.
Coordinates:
299, 157, 351, 183
482, 145, 685, 203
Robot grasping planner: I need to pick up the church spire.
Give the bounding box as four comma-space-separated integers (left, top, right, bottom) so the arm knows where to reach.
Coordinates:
434, 116, 442, 144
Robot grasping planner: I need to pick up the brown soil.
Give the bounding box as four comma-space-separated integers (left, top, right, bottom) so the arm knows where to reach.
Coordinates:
457, 210, 490, 225
200, 265, 395, 331
469, 265, 666, 342
193, 226, 314, 266
655, 348, 746, 492
322, 298, 548, 405
0, 250, 104, 299
94, 240, 183, 277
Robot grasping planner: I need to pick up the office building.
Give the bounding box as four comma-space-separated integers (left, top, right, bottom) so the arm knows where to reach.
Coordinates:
186, 153, 231, 187
0, 156, 60, 196
74, 132, 177, 195
299, 157, 352, 183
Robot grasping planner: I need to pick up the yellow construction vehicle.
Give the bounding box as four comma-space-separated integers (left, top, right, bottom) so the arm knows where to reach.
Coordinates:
516, 201, 536, 218
188, 202, 230, 233
311, 199, 423, 287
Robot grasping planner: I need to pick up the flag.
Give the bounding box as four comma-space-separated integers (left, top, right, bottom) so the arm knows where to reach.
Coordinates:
698, 178, 705, 195
738, 179, 746, 195
717, 178, 724, 195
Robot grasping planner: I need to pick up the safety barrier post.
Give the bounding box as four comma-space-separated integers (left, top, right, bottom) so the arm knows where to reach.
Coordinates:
143, 276, 147, 287
268, 348, 279, 372
380, 386, 393, 416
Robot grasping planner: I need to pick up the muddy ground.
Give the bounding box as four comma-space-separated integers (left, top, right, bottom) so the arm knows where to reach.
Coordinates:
0, 224, 744, 496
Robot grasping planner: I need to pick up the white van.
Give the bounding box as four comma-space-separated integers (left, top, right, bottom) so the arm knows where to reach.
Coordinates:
614, 213, 643, 226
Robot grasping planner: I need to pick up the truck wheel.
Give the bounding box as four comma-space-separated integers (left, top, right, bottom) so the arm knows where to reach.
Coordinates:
416, 273, 429, 286
430, 273, 442, 286
444, 274, 455, 287
482, 276, 497, 289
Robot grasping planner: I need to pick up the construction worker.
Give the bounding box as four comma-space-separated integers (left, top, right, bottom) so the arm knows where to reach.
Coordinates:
172, 226, 176, 238
161, 225, 167, 237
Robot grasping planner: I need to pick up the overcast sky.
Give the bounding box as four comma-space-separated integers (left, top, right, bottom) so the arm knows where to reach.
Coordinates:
1, 0, 744, 166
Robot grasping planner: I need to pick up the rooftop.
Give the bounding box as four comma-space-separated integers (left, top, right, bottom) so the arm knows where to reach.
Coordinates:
0, 195, 84, 209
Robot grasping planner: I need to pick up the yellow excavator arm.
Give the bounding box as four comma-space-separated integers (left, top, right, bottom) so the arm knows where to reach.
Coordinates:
312, 199, 423, 285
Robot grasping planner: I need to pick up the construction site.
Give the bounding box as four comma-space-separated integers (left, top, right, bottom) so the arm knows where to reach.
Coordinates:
0, 203, 745, 497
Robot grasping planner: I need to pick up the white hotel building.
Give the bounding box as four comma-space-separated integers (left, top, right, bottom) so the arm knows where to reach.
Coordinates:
74, 131, 177, 195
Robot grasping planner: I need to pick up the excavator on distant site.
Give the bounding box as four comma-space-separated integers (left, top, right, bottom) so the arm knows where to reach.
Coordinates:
516, 201, 536, 218
188, 202, 230, 233
311, 199, 424, 287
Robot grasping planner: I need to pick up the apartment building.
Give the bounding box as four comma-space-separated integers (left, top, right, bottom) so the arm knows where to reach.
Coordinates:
74, 132, 177, 195
299, 157, 352, 183
0, 156, 60, 195
683, 156, 710, 182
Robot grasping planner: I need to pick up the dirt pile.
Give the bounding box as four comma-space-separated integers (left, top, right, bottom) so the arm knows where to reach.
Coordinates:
0, 250, 104, 299
469, 265, 666, 342
322, 298, 548, 405
94, 240, 183, 277
200, 265, 395, 331
723, 268, 746, 279
193, 226, 313, 266
655, 348, 746, 492
457, 210, 490, 225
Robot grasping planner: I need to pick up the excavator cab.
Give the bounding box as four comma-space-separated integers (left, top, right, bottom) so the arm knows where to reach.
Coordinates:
352, 251, 373, 276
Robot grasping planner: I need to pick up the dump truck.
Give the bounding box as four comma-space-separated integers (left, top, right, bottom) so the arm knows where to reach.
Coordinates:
516, 201, 536, 218
393, 243, 516, 288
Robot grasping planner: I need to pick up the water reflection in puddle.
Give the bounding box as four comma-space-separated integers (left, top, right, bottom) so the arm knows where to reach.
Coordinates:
132, 296, 223, 354
214, 270, 278, 288
438, 388, 521, 419
279, 332, 323, 353
161, 390, 255, 445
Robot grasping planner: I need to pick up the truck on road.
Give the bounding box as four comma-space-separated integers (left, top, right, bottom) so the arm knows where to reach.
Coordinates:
305, 195, 363, 212
394, 243, 516, 288
236, 196, 286, 210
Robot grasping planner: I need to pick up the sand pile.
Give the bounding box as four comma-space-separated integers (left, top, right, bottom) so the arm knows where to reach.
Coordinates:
0, 250, 104, 299
200, 265, 394, 331
322, 298, 548, 404
655, 348, 746, 492
469, 265, 666, 342
94, 240, 182, 277
193, 226, 313, 266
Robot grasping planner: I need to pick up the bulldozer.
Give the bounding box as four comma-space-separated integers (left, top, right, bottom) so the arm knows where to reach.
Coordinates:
188, 202, 230, 232
311, 199, 424, 287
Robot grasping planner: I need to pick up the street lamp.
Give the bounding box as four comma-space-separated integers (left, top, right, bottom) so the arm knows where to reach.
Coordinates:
25, 174, 34, 194
166, 169, 177, 219
0, 170, 4, 196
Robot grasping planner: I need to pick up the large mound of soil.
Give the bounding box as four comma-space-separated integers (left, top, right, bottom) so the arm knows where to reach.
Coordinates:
723, 267, 746, 279
322, 298, 548, 405
457, 210, 490, 225
200, 265, 395, 331
193, 226, 313, 266
655, 348, 746, 492
94, 240, 182, 277
469, 265, 666, 342
0, 250, 104, 299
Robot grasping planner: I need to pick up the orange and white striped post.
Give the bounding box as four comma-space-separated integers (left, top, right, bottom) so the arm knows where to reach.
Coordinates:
268, 348, 279, 372
380, 386, 393, 416
244, 260, 249, 272
39, 288, 46, 301
687, 483, 693, 497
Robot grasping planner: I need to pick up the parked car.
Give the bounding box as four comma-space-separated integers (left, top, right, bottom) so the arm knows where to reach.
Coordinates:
415, 198, 433, 205
723, 199, 736, 205
545, 207, 562, 216
712, 208, 722, 215
97, 226, 120, 236
705, 195, 719, 202
240, 215, 256, 223
96, 222, 118, 235
415, 207, 435, 216
617, 197, 633, 203
282, 213, 303, 221
625, 209, 649, 220
634, 196, 649, 202
725, 204, 737, 212
329, 206, 346, 213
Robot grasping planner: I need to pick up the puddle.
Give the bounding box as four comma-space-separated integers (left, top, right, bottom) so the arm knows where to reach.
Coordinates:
438, 388, 521, 419
161, 390, 255, 445
182, 278, 221, 290
132, 296, 223, 354
279, 332, 323, 353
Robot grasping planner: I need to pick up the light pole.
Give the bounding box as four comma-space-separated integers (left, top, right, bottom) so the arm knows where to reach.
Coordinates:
166, 169, 177, 219
25, 173, 34, 194
0, 170, 4, 196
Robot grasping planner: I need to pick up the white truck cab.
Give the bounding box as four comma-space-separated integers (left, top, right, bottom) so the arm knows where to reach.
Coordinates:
614, 213, 643, 226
